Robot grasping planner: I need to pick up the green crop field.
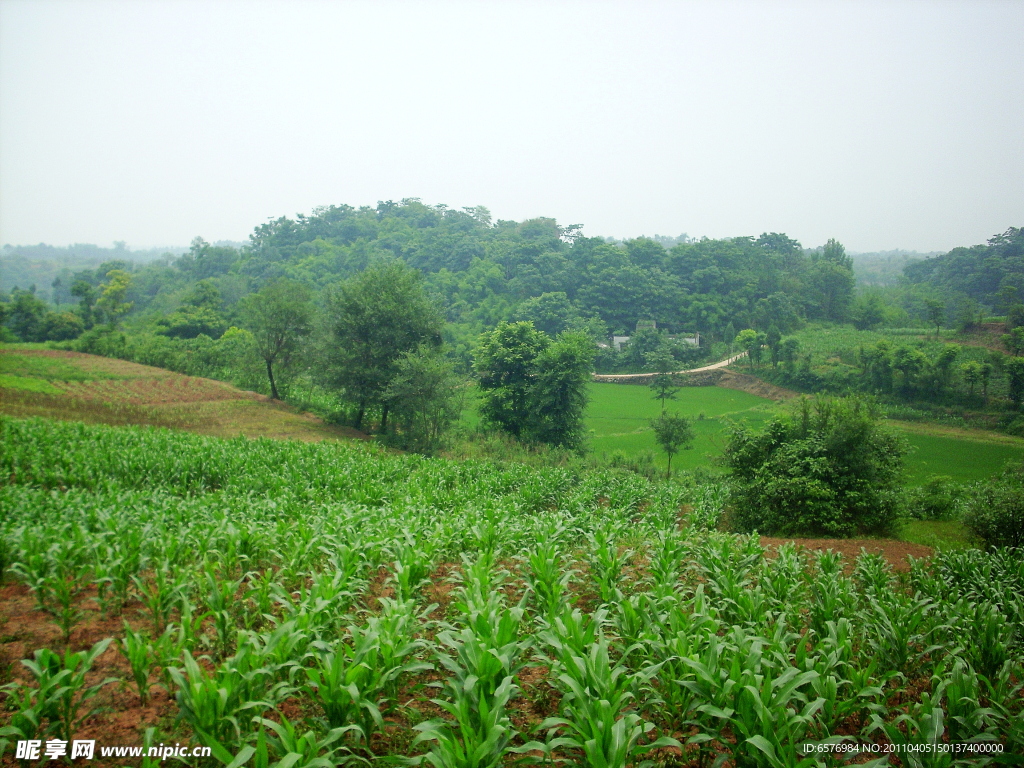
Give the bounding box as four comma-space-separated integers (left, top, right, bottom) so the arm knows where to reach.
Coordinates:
902, 430, 1024, 485
1, 416, 1021, 765
587, 382, 774, 473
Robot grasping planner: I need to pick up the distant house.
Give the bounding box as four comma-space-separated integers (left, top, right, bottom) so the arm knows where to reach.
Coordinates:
612, 335, 630, 352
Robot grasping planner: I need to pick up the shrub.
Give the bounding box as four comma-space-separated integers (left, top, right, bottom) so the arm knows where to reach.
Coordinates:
961, 461, 1024, 548
723, 396, 907, 537
905, 475, 961, 520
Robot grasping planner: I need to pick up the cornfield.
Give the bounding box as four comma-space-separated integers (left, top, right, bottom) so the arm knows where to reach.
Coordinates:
0, 416, 1021, 767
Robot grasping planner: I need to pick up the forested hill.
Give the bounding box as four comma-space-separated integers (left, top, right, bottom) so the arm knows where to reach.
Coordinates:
182, 200, 854, 339
901, 227, 1024, 311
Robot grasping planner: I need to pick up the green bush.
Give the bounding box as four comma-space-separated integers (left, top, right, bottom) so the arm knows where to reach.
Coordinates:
723, 396, 907, 537
905, 475, 961, 520
961, 461, 1024, 548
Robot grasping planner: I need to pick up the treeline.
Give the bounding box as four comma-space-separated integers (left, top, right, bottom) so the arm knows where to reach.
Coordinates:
1, 200, 860, 367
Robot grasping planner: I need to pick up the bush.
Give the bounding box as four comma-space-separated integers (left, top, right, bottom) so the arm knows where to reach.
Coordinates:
905, 475, 960, 520
723, 396, 907, 537
961, 461, 1024, 548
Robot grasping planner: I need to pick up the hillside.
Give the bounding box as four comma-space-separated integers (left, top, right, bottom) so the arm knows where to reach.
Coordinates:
0, 346, 365, 442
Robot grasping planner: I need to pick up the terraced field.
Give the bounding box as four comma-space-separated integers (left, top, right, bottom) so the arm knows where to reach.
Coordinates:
0, 346, 363, 442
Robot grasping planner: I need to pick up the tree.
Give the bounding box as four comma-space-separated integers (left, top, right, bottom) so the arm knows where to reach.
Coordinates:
650, 411, 694, 481
476, 321, 550, 439
1007, 358, 1024, 410
475, 322, 594, 449
724, 396, 907, 537
765, 325, 782, 368
528, 331, 595, 450
71, 280, 98, 329
645, 352, 679, 413
961, 361, 981, 398
383, 345, 463, 453
925, 299, 945, 339
321, 261, 443, 431
735, 329, 760, 371
95, 270, 134, 327
1002, 326, 1024, 357
779, 338, 800, 373
240, 279, 314, 400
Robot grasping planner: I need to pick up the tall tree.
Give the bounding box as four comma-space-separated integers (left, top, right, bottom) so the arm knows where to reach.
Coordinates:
321, 261, 443, 431
528, 331, 595, 450
476, 322, 594, 449
240, 279, 313, 400
383, 345, 463, 453
95, 270, 133, 327
650, 411, 694, 481
475, 321, 550, 439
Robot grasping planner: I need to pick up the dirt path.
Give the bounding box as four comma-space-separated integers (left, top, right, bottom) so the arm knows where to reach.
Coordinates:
759, 536, 933, 572
592, 352, 747, 382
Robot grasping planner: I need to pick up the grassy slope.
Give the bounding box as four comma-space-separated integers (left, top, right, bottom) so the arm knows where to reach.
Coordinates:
0, 345, 365, 442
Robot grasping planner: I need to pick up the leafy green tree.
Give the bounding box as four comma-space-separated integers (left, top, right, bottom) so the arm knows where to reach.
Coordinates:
961, 361, 981, 398
476, 322, 594, 449
925, 299, 945, 338
240, 279, 314, 400
476, 321, 550, 439
95, 270, 134, 327
735, 329, 760, 371
980, 362, 993, 402
725, 396, 907, 537
765, 325, 782, 368
71, 280, 98, 329
383, 345, 463, 453
650, 411, 694, 480
321, 262, 443, 431
779, 338, 800, 373
648, 352, 680, 413
528, 331, 595, 450
6, 289, 49, 341
1002, 326, 1024, 357
1007, 358, 1024, 410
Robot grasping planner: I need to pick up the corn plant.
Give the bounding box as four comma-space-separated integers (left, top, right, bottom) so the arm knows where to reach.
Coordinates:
133, 565, 186, 635
411, 675, 519, 768
302, 630, 390, 746
0, 688, 44, 767
119, 624, 157, 705
587, 528, 632, 605
388, 533, 435, 601
46, 573, 84, 645
169, 649, 281, 751
11, 639, 117, 743
531, 637, 678, 768
866, 693, 959, 768
521, 539, 575, 620
863, 593, 947, 677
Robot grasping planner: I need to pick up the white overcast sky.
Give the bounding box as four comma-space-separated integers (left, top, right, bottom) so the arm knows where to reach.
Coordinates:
1, 0, 1022, 253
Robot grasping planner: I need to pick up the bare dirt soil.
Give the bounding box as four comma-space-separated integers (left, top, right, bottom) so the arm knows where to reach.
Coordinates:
0, 349, 367, 443
758, 536, 934, 572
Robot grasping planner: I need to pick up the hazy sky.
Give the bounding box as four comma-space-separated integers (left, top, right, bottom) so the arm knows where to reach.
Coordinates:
1, 0, 1022, 253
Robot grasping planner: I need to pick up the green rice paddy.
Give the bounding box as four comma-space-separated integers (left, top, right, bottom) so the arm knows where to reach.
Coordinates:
583, 383, 1023, 485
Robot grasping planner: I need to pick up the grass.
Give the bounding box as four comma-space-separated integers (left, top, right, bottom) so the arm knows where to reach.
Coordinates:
901, 430, 1024, 485
898, 520, 976, 551
586, 382, 774, 473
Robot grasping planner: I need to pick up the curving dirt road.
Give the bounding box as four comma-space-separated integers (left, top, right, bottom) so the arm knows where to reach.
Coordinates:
592, 351, 747, 381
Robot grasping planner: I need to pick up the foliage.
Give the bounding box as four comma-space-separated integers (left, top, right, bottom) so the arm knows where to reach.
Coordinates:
2, 415, 1024, 763
724, 396, 908, 536
649, 411, 694, 480
475, 322, 594, 450
382, 345, 464, 453
239, 279, 313, 399
319, 261, 443, 431
960, 460, 1024, 548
